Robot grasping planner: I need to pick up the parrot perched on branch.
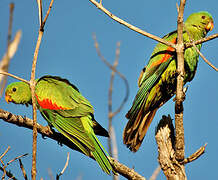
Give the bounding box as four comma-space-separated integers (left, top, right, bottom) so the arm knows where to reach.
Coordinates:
123, 11, 214, 152
5, 75, 113, 174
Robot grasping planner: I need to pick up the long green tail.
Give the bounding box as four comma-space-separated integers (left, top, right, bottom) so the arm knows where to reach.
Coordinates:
81, 116, 113, 174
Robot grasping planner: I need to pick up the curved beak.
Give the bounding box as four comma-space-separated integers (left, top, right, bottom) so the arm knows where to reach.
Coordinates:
5, 94, 12, 103
206, 21, 214, 32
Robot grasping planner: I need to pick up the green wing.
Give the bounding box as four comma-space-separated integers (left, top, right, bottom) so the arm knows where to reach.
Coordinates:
35, 76, 93, 115
36, 76, 112, 174
128, 32, 177, 119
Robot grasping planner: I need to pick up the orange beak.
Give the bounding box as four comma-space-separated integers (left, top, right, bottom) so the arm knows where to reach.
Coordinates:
5, 94, 12, 103
206, 21, 214, 32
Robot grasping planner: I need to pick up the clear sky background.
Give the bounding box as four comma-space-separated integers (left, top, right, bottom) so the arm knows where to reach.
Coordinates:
0, 0, 217, 179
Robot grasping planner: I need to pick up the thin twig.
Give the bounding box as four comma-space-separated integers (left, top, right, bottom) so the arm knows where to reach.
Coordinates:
31, 0, 54, 179
0, 3, 15, 96
0, 30, 22, 86
109, 157, 146, 180
0, 147, 10, 160
185, 33, 218, 48
7, 153, 28, 166
0, 72, 29, 84
0, 166, 17, 180
19, 159, 28, 180
48, 168, 54, 180
107, 42, 120, 158
149, 166, 161, 180
30, 30, 42, 180
36, 0, 42, 27
89, 0, 176, 49
42, 0, 54, 29
184, 24, 218, 72
0, 159, 6, 180
192, 43, 217, 71
92, 34, 129, 117
56, 152, 70, 180
93, 36, 128, 180
182, 144, 207, 164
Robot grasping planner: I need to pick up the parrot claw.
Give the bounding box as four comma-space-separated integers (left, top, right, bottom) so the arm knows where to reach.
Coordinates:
172, 86, 188, 102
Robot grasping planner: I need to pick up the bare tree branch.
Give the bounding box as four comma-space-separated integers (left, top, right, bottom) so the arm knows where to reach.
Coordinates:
0, 4, 22, 97
56, 152, 70, 180
109, 157, 146, 180
184, 24, 218, 72
89, 0, 176, 49
36, 0, 43, 27
31, 0, 54, 179
155, 115, 186, 180
7, 153, 28, 166
0, 71, 29, 84
185, 33, 218, 48
195, 46, 217, 71
149, 166, 161, 180
19, 159, 28, 180
0, 108, 146, 179
93, 34, 130, 180
175, 0, 186, 160
181, 144, 207, 164
0, 147, 10, 160
0, 166, 17, 180
92, 34, 129, 118
174, 1, 187, 179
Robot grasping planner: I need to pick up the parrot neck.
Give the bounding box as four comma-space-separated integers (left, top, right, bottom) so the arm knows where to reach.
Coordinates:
185, 24, 207, 41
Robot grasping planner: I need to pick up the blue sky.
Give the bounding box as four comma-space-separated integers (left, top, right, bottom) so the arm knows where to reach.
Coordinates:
0, 0, 217, 179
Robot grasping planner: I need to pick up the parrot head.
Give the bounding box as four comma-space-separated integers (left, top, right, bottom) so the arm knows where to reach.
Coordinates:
185, 11, 214, 35
5, 82, 32, 106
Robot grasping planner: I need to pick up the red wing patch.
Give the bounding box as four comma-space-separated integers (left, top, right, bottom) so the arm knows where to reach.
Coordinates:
148, 38, 176, 70
35, 94, 69, 110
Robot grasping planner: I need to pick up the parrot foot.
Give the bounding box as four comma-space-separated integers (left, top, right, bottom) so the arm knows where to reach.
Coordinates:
41, 125, 54, 139
173, 86, 188, 102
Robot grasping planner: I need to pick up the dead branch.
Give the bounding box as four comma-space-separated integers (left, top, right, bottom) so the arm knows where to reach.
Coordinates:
190, 41, 217, 71
19, 159, 28, 180
185, 33, 218, 48
0, 108, 146, 179
181, 144, 207, 164
155, 115, 185, 180
0, 4, 22, 97
109, 157, 146, 180
0, 166, 17, 180
56, 152, 70, 180
30, 0, 54, 179
93, 34, 130, 180
0, 147, 10, 160
0, 72, 29, 84
92, 34, 129, 118
7, 153, 28, 166
149, 166, 161, 180
89, 0, 176, 49
175, 0, 186, 163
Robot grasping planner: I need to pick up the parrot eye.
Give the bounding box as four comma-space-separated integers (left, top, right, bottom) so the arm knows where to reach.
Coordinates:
12, 88, 17, 92
201, 15, 206, 19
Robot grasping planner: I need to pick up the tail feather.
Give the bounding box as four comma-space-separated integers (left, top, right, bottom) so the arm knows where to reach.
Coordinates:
123, 108, 157, 152
91, 134, 113, 174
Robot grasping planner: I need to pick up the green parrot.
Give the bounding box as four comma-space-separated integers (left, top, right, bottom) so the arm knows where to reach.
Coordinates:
123, 11, 214, 152
5, 75, 113, 174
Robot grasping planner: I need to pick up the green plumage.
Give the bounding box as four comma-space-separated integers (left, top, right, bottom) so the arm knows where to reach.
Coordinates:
5, 76, 113, 174
123, 11, 214, 152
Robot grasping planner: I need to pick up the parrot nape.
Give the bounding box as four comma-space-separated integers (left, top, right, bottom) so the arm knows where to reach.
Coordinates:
5, 75, 113, 174
123, 11, 214, 152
